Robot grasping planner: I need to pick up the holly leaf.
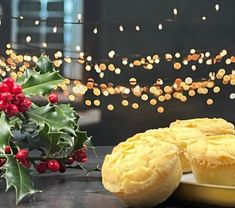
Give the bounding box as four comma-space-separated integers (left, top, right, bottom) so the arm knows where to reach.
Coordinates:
22, 71, 64, 96
1, 155, 41, 204
58, 130, 90, 156
73, 130, 90, 150
58, 104, 77, 121
26, 104, 76, 135
0, 113, 11, 153
16, 69, 38, 85
39, 124, 61, 154
35, 55, 54, 74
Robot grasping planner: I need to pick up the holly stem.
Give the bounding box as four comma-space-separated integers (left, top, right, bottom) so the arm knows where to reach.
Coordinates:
17, 113, 26, 123
0, 155, 101, 172
28, 156, 67, 161
0, 155, 67, 161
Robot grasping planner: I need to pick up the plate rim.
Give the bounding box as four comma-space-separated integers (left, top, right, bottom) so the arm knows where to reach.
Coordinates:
181, 173, 235, 190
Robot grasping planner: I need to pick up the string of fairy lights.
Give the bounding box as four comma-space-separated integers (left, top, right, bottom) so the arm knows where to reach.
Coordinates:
0, 2, 234, 113
0, 46, 234, 113
0, 3, 222, 30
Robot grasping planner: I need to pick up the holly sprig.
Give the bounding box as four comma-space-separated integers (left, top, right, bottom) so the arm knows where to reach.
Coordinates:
0, 55, 95, 204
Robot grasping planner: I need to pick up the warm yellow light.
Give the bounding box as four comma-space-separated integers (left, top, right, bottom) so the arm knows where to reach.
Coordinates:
185, 77, 193, 85
188, 90, 195, 96
115, 68, 121, 74
157, 106, 164, 113
174, 62, 181, 70
68, 95, 75, 101
141, 94, 148, 101
85, 100, 92, 106
206, 98, 213, 105
175, 52, 180, 58
158, 95, 165, 102
122, 100, 129, 106
213, 86, 220, 93
107, 104, 114, 111
132, 103, 139, 109
93, 88, 101, 96
129, 77, 137, 85
94, 99, 101, 106
150, 99, 157, 105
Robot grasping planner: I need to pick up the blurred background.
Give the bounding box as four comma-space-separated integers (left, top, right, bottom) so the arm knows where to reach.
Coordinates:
0, 0, 234, 145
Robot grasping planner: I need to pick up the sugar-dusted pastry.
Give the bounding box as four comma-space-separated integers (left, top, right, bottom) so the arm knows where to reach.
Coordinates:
170, 118, 235, 136
186, 134, 235, 186
102, 134, 182, 207
144, 127, 205, 173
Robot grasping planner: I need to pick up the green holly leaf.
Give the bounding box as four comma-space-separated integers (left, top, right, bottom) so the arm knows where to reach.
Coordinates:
0, 113, 11, 153
35, 55, 54, 74
73, 130, 90, 151
39, 124, 61, 154
16, 69, 38, 85
58, 104, 77, 121
26, 104, 76, 135
22, 71, 64, 96
1, 155, 41, 204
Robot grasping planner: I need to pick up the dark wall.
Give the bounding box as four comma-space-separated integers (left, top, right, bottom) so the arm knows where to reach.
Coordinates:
0, 0, 11, 55
83, 0, 235, 145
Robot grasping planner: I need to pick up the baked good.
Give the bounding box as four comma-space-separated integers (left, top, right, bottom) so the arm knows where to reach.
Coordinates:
102, 134, 182, 207
186, 134, 235, 185
170, 118, 235, 136
145, 127, 205, 173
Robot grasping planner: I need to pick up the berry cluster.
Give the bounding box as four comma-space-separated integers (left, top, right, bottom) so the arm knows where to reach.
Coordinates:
72, 148, 87, 163
0, 78, 32, 117
34, 148, 87, 174
1, 136, 87, 174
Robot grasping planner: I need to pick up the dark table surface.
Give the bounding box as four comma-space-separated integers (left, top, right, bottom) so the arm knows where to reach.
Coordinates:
0, 146, 222, 208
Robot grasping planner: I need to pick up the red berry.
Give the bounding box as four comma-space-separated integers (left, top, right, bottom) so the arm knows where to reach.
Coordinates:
16, 149, 28, 161
4, 145, 11, 154
1, 92, 13, 101
0, 100, 8, 111
73, 149, 87, 163
66, 156, 74, 165
21, 160, 31, 168
35, 162, 47, 173
0, 158, 6, 167
11, 84, 22, 95
59, 163, 66, 173
48, 93, 58, 104
5, 104, 19, 117
16, 93, 25, 101
18, 98, 32, 112
0, 83, 10, 93
47, 160, 60, 172
3, 77, 14, 88
12, 94, 25, 106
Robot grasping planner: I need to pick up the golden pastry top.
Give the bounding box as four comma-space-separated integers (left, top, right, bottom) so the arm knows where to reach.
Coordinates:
186, 134, 235, 166
102, 134, 179, 194
170, 118, 235, 136
144, 127, 205, 152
